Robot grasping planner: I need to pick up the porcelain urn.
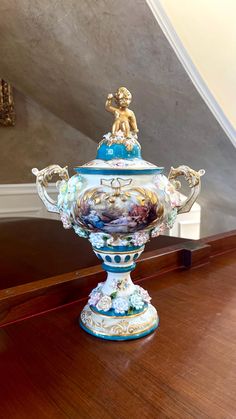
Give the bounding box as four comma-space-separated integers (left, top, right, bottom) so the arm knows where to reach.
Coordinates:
33, 87, 204, 340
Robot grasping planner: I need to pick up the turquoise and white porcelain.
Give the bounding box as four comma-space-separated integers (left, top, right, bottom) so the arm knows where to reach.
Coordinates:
33, 88, 204, 341
80, 244, 158, 340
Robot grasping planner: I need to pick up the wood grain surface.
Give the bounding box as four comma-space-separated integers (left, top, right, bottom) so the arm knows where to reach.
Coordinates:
0, 217, 189, 289
0, 218, 193, 327
0, 219, 235, 328
1, 251, 236, 418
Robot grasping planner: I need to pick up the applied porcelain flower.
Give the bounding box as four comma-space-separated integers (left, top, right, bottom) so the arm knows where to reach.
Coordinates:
165, 183, 181, 207
151, 223, 165, 238
115, 130, 124, 140
111, 236, 129, 247
57, 175, 83, 209
60, 211, 72, 229
96, 295, 112, 312
57, 180, 69, 208
129, 293, 145, 310
106, 235, 114, 246
89, 282, 104, 295
166, 208, 178, 229
103, 132, 111, 141
73, 225, 88, 238
137, 286, 151, 303
89, 233, 105, 248
88, 292, 102, 306
112, 297, 129, 314
67, 175, 83, 202
154, 175, 168, 191
131, 231, 149, 246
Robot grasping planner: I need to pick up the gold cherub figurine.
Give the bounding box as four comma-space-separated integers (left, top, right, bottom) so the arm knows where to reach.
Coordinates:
105, 87, 139, 138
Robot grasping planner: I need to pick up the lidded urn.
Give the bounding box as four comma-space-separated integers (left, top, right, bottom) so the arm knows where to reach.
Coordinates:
33, 87, 204, 340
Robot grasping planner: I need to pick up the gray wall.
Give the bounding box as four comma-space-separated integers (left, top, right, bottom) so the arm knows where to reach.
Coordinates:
0, 90, 96, 183
0, 0, 235, 236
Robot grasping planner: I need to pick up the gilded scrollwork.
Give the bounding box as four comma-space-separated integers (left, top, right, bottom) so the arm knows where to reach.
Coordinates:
76, 177, 160, 234
81, 305, 157, 337
168, 165, 205, 188
101, 177, 132, 200
32, 164, 69, 188
32, 165, 69, 213
168, 165, 205, 214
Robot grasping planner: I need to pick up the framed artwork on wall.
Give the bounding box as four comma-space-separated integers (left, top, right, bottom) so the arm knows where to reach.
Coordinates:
0, 79, 15, 126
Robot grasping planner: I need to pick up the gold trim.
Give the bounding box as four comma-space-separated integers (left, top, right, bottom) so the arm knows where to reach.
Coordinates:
168, 165, 205, 214
81, 305, 158, 337
94, 247, 144, 255
81, 318, 157, 337
90, 305, 148, 319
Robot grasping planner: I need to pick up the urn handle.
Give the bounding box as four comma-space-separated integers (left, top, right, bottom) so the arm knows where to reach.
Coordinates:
32, 165, 69, 213
168, 165, 205, 214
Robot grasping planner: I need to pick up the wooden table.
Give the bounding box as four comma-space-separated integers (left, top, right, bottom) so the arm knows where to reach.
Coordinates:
0, 218, 188, 290
1, 248, 236, 418
0, 218, 194, 326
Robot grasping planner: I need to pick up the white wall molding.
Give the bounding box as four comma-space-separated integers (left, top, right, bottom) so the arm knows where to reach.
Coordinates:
170, 200, 201, 240
0, 183, 57, 196
0, 183, 58, 219
146, 0, 236, 146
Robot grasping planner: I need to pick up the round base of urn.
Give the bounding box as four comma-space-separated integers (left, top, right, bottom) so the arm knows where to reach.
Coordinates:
79, 244, 159, 340
80, 304, 158, 341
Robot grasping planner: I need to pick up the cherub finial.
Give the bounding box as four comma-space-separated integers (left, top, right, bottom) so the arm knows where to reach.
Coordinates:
105, 87, 139, 138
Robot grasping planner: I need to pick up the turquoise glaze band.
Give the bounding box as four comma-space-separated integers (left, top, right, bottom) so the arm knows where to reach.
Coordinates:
102, 263, 136, 272
75, 167, 164, 175
96, 142, 142, 160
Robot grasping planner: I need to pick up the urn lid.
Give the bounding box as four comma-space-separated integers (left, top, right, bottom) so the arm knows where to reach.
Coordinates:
96, 131, 141, 160
75, 87, 163, 175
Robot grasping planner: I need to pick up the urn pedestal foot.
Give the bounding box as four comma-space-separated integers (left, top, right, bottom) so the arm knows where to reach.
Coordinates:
79, 245, 159, 340
80, 303, 158, 341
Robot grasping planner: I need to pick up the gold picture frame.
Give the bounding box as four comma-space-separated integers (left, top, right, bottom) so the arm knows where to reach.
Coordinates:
0, 79, 15, 126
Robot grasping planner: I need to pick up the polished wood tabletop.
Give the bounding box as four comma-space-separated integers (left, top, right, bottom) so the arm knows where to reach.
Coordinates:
0, 217, 188, 290
1, 250, 236, 418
